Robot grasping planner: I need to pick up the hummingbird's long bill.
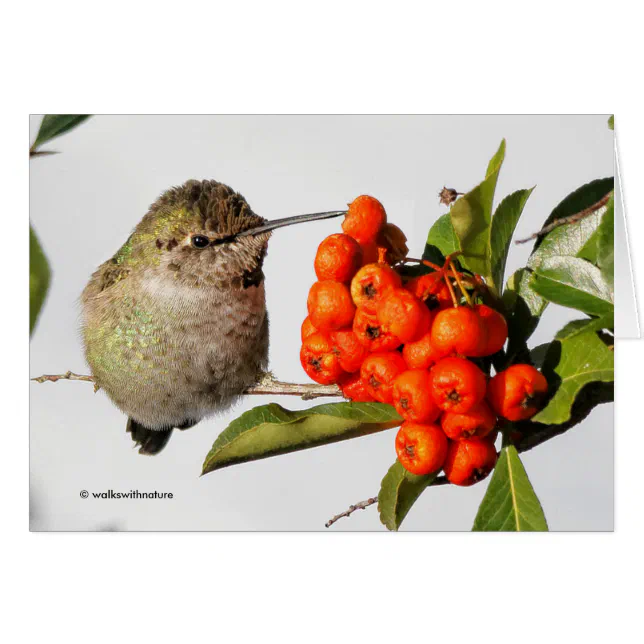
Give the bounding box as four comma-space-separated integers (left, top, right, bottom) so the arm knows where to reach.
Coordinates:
237, 210, 347, 237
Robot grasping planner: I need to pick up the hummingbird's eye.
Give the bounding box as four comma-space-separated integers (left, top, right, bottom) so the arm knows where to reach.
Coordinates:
191, 235, 210, 249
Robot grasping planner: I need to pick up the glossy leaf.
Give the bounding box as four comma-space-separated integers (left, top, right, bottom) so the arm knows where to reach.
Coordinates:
608, 115, 614, 130
449, 139, 505, 282
597, 195, 614, 288
473, 445, 548, 531
378, 460, 437, 531
515, 381, 614, 453
533, 179, 614, 251
489, 187, 534, 291
30, 226, 51, 335
424, 213, 459, 265
576, 228, 601, 263
32, 115, 90, 151
532, 319, 614, 425
529, 343, 550, 368
202, 402, 401, 474
504, 177, 614, 353
531, 256, 614, 316
556, 315, 614, 339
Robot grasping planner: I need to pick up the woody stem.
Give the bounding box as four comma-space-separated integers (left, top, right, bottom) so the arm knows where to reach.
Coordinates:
443, 272, 460, 307
450, 261, 473, 307
31, 371, 343, 401
398, 257, 443, 272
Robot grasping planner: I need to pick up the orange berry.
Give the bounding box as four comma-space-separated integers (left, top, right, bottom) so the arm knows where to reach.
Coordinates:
300, 333, 346, 384
376, 288, 432, 343
314, 233, 363, 282
360, 352, 407, 404
472, 304, 508, 356
441, 401, 497, 440
487, 364, 548, 421
395, 422, 448, 476
392, 369, 440, 423
405, 272, 452, 310
377, 223, 408, 264
307, 280, 356, 332
352, 307, 402, 352
301, 317, 318, 341
359, 240, 380, 266
430, 306, 488, 357
339, 372, 376, 402
342, 195, 387, 244
329, 328, 368, 373
350, 261, 402, 313
443, 437, 497, 486
430, 357, 486, 413
402, 331, 444, 370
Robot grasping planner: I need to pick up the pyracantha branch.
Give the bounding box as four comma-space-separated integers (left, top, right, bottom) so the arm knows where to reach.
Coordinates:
325, 497, 378, 528
31, 370, 95, 384
31, 370, 342, 400
245, 372, 341, 400
31, 371, 100, 392
325, 476, 450, 528
515, 193, 611, 244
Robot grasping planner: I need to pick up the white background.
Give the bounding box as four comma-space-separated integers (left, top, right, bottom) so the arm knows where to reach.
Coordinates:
29, 114, 614, 532
4, 2, 643, 644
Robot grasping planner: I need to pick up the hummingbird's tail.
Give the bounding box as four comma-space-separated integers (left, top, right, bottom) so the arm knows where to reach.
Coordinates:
126, 418, 200, 455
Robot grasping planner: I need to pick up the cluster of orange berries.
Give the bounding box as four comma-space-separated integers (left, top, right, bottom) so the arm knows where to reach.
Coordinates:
300, 196, 548, 486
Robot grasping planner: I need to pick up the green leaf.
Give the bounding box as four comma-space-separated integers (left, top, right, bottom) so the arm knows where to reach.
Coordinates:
30, 225, 51, 335
556, 315, 614, 339
608, 115, 614, 130
202, 402, 401, 474
597, 195, 614, 288
575, 228, 600, 263
32, 115, 90, 151
504, 178, 614, 353
489, 187, 534, 291
531, 256, 614, 317
532, 179, 614, 255
529, 343, 550, 368
485, 138, 507, 177
532, 319, 614, 424
378, 461, 437, 531
515, 381, 613, 453
473, 445, 548, 531
449, 139, 506, 284
424, 213, 459, 265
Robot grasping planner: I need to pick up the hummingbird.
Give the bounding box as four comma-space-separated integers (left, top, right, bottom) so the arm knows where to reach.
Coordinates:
81, 179, 344, 455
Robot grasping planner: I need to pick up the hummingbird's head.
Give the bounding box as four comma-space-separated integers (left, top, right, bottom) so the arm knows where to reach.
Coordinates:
123, 179, 345, 289
127, 180, 269, 288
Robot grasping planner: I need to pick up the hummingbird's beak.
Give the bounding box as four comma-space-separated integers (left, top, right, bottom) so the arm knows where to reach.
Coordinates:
236, 210, 347, 238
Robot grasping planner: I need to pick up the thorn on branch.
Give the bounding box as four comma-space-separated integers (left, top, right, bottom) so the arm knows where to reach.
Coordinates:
325, 497, 378, 528
515, 193, 611, 244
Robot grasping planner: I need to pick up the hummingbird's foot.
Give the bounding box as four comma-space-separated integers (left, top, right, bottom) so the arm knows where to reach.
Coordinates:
126, 418, 173, 456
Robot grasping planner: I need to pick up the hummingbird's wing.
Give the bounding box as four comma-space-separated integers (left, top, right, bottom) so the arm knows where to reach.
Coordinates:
87, 233, 139, 295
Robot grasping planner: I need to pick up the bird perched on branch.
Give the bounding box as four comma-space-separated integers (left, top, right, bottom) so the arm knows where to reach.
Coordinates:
81, 180, 344, 454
